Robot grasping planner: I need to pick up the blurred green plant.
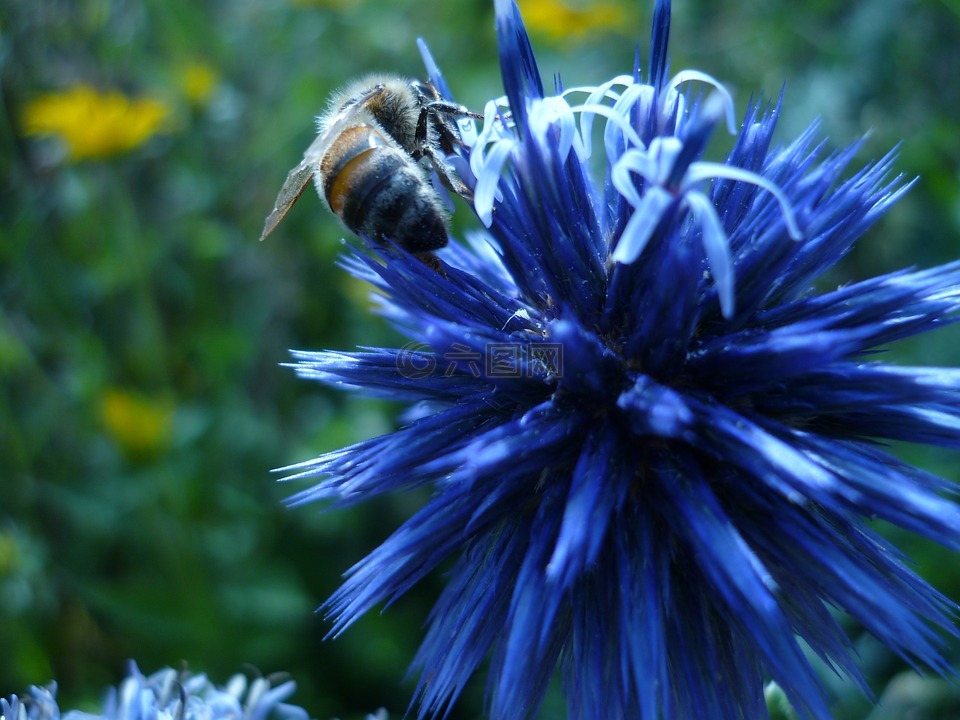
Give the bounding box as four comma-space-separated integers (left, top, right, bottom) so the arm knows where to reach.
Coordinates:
1, 0, 959, 718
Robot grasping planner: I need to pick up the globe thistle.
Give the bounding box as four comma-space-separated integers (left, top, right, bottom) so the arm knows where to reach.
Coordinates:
281, 0, 960, 718
1, 663, 311, 720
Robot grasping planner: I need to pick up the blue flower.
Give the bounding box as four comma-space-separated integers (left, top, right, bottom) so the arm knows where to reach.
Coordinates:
283, 0, 960, 718
2, 663, 311, 720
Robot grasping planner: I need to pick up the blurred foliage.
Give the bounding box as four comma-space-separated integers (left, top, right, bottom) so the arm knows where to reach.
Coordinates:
1, 1, 959, 719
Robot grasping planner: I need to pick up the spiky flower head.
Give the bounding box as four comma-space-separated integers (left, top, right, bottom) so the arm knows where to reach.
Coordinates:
1, 663, 310, 720
283, 0, 960, 718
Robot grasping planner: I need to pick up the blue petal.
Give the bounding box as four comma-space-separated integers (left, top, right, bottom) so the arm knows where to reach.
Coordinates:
658, 463, 833, 719
546, 422, 631, 590
648, 0, 672, 91
495, 0, 543, 130
408, 523, 528, 719
490, 482, 568, 720
417, 38, 453, 100
756, 363, 960, 447
616, 511, 669, 719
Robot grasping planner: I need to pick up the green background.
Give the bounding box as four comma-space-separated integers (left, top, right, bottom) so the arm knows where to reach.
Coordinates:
2, 1, 960, 718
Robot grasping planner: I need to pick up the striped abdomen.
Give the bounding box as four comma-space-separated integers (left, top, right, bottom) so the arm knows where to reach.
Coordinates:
320, 124, 449, 254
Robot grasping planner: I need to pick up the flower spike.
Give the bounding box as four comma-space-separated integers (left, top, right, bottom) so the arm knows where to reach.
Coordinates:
495, 0, 543, 130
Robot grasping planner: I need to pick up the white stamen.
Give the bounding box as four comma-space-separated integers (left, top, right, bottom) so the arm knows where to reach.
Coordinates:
684, 162, 803, 240
473, 140, 514, 227
528, 96, 582, 163
610, 134, 803, 318
460, 65, 801, 285
686, 191, 735, 317
568, 103, 646, 157
559, 75, 635, 103
602, 83, 655, 161
568, 75, 636, 156
666, 69, 738, 135
611, 186, 674, 264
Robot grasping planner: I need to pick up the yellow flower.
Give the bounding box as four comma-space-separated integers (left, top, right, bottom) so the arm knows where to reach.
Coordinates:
21, 85, 171, 161
518, 0, 628, 41
100, 388, 174, 458
180, 62, 220, 106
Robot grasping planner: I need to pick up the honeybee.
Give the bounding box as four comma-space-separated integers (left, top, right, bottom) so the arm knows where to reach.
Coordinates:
259, 75, 481, 267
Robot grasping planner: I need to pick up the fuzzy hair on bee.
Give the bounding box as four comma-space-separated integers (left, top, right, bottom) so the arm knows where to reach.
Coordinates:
260, 74, 480, 268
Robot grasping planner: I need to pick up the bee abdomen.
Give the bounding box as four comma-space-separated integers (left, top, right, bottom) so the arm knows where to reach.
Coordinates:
322, 125, 449, 254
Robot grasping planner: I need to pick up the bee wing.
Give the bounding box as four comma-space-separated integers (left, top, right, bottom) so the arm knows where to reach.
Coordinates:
259, 108, 369, 242
259, 159, 316, 241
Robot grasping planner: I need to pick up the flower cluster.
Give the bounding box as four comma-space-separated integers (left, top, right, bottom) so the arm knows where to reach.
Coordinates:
1, 664, 311, 720
517, 0, 628, 42
100, 388, 175, 458
283, 0, 960, 718
21, 85, 170, 161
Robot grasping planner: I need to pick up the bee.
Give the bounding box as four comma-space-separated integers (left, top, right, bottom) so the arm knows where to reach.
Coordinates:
259, 75, 481, 268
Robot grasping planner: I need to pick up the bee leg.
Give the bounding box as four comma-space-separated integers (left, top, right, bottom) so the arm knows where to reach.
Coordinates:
415, 251, 447, 277
426, 101, 484, 129
426, 100, 484, 120
416, 103, 483, 151
412, 101, 480, 203
414, 104, 433, 154
422, 145, 475, 203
